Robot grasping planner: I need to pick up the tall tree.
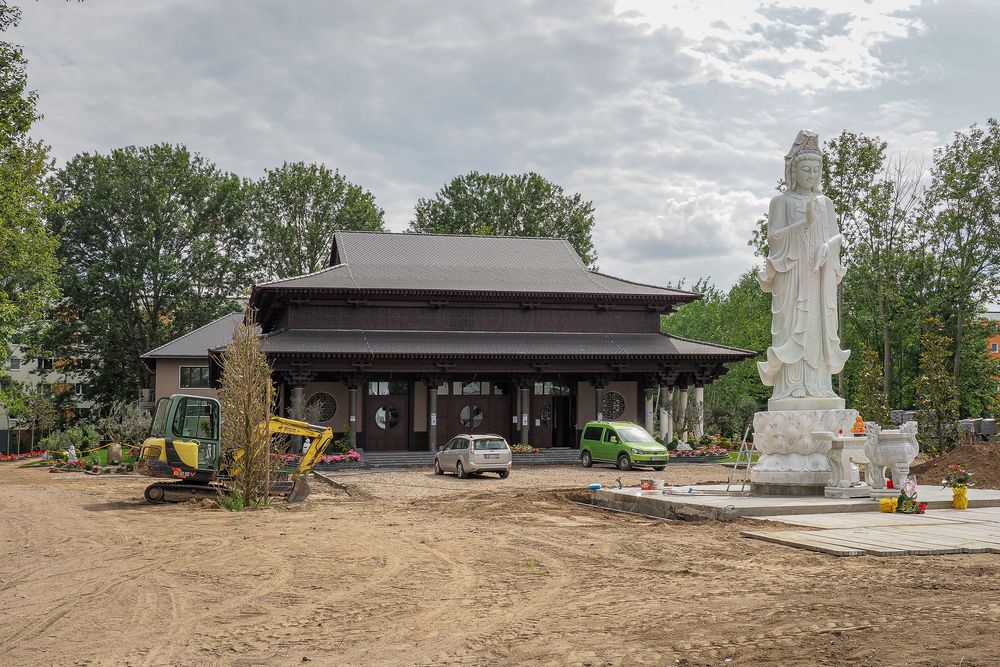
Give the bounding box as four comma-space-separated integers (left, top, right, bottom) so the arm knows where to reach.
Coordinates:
852, 345, 891, 426
923, 120, 1000, 391
251, 162, 385, 281
47, 144, 252, 404
409, 171, 597, 266
914, 317, 961, 455
0, 2, 59, 376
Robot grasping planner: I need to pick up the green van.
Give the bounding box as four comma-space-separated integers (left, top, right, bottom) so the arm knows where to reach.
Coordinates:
579, 421, 669, 471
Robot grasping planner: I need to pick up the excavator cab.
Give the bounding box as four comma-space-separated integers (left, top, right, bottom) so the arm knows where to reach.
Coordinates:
136, 395, 221, 484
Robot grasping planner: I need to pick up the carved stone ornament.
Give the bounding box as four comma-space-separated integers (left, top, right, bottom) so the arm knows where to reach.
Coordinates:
864, 421, 919, 489
750, 408, 858, 485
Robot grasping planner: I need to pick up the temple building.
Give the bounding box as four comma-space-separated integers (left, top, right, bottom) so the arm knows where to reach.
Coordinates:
143, 231, 753, 451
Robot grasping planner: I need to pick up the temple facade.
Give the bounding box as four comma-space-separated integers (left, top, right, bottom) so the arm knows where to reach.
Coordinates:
144, 231, 754, 451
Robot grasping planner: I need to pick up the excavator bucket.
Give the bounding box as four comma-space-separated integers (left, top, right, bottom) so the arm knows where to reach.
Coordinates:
286, 475, 311, 503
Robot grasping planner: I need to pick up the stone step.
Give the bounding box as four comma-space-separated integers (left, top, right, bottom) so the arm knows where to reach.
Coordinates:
357, 448, 583, 468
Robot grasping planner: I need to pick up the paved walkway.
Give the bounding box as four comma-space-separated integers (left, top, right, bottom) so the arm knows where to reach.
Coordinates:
744, 507, 1000, 556
591, 485, 1000, 557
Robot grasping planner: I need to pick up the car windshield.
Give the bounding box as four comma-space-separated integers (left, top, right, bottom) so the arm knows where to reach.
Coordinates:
617, 427, 656, 443
474, 439, 507, 450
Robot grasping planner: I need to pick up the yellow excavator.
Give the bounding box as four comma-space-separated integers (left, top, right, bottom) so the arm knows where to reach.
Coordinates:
135, 394, 334, 504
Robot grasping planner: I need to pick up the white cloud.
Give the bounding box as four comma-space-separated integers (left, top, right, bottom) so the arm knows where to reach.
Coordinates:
9, 0, 999, 308
616, 0, 926, 92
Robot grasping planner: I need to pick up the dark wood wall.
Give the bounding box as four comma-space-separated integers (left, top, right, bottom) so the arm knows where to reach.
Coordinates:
287, 302, 660, 333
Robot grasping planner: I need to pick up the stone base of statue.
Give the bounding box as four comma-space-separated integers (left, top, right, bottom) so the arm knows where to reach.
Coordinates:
749, 403, 858, 494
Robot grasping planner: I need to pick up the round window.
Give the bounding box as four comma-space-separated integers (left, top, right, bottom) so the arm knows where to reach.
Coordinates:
375, 406, 399, 430
306, 392, 337, 422
602, 390, 626, 420
459, 404, 484, 429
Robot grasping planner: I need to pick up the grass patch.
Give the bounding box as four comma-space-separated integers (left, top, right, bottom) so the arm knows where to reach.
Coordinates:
721, 451, 759, 464
217, 488, 271, 512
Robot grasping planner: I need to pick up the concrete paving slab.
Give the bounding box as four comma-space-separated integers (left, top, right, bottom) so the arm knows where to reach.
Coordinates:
590, 484, 1000, 521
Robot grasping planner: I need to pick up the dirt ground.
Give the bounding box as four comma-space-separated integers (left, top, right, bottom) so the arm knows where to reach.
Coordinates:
2, 463, 1000, 667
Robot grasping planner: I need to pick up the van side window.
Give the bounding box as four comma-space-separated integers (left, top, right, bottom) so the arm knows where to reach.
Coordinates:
603, 429, 619, 444
583, 426, 603, 441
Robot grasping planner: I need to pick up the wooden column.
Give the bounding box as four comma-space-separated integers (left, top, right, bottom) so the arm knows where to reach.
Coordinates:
694, 384, 705, 439
348, 387, 359, 446
643, 387, 655, 434
428, 384, 438, 451
519, 386, 530, 445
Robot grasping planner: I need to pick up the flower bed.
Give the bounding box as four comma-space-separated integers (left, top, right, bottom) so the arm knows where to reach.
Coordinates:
511, 444, 540, 454
0, 450, 44, 462
318, 450, 363, 465
671, 445, 730, 460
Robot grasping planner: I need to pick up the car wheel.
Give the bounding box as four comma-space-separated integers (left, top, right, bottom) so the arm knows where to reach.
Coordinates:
617, 453, 632, 471
653, 466, 666, 471
499, 470, 509, 479
434, 459, 443, 475
456, 461, 467, 479
581, 450, 593, 468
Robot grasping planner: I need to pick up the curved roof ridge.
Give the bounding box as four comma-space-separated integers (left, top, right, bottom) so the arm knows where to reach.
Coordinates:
590, 270, 701, 297
336, 229, 573, 243
257, 263, 348, 288
660, 331, 757, 355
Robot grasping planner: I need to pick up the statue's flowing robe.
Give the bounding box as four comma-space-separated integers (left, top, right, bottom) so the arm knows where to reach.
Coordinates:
757, 192, 849, 400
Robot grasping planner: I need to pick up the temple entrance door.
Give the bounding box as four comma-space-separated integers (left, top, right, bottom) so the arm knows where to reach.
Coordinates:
530, 382, 574, 448
531, 393, 553, 448
365, 381, 409, 451
551, 395, 575, 448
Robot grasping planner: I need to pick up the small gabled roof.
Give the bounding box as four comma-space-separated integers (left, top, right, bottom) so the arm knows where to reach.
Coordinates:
254, 231, 696, 299
141, 312, 244, 359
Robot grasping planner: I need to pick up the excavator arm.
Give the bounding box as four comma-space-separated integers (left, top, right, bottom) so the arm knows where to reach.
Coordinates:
260, 417, 336, 502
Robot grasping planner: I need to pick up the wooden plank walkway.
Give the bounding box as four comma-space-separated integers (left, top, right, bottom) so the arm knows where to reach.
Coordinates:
743, 508, 1000, 557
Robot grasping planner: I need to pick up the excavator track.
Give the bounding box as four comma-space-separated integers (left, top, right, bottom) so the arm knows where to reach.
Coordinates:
143, 481, 225, 504
142, 474, 305, 504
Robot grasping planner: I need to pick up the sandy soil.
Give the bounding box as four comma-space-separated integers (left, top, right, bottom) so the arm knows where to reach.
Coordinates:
2, 463, 1000, 667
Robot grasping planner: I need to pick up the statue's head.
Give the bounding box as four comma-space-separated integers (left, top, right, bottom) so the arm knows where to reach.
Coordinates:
784, 130, 823, 194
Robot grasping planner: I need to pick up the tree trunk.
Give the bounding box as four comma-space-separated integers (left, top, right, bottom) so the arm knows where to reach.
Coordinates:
881, 298, 891, 401
954, 306, 963, 388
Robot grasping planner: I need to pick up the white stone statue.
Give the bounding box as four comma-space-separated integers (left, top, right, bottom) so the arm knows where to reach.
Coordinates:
757, 130, 850, 411
749, 130, 858, 490
67, 445, 77, 463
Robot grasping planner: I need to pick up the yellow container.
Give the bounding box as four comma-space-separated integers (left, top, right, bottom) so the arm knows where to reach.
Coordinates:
952, 486, 969, 510
879, 497, 898, 513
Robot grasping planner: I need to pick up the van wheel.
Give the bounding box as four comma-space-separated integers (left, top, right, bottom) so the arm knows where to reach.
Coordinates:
456, 461, 467, 479
581, 450, 593, 468
617, 453, 632, 471
653, 466, 666, 471
498, 470, 509, 479
434, 459, 443, 475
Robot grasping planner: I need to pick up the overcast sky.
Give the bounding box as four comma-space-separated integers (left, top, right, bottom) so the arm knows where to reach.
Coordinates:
11, 0, 1000, 301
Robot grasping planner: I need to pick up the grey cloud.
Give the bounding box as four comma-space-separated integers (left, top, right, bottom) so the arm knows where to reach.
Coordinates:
10, 0, 1000, 300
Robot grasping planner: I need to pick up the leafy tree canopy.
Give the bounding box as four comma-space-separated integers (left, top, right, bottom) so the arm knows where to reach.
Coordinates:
46, 144, 252, 404
0, 2, 59, 379
250, 161, 385, 281
409, 171, 597, 266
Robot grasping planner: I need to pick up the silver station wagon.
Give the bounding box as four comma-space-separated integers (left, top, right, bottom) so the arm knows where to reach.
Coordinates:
434, 434, 512, 479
